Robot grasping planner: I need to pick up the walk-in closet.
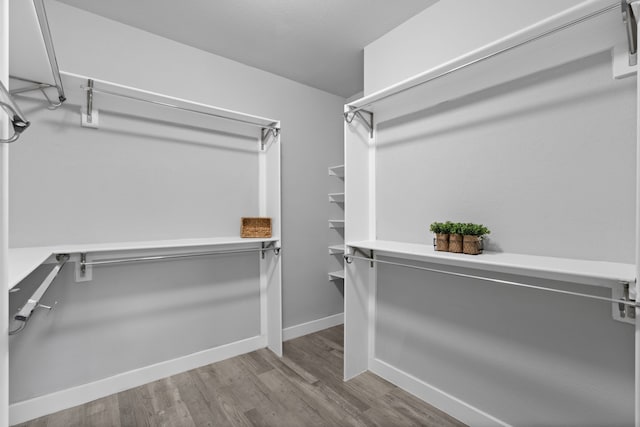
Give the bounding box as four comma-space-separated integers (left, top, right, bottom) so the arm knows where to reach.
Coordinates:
2, 0, 639, 426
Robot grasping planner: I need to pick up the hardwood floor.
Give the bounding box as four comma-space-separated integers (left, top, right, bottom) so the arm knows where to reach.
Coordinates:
15, 325, 466, 427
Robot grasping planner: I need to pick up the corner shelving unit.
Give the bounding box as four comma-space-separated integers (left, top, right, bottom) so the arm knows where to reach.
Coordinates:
328, 165, 345, 281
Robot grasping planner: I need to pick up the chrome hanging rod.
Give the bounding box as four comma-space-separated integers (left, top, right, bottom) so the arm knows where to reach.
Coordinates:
32, 0, 66, 104
10, 254, 69, 336
83, 84, 279, 132
80, 246, 281, 271
345, 2, 620, 117
344, 254, 639, 308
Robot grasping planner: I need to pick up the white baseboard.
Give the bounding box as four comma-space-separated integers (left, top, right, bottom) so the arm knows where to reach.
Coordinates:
283, 312, 344, 341
10, 335, 267, 426
369, 358, 511, 427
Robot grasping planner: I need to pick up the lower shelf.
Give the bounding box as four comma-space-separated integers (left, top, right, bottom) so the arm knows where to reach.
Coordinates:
329, 220, 345, 229
347, 240, 636, 288
328, 270, 345, 281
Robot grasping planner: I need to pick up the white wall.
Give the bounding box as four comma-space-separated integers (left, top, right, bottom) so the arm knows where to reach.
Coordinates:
360, 1, 636, 425
1, 1, 9, 425
25, 0, 345, 331
6, 0, 344, 414
364, 0, 589, 95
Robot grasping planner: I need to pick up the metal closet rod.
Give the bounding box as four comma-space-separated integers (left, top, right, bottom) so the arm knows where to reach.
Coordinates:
14, 254, 69, 323
81, 246, 281, 269
85, 85, 280, 132
33, 0, 66, 103
345, 254, 639, 308
346, 1, 620, 116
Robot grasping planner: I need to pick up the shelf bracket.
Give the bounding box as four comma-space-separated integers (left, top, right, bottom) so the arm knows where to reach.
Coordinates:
261, 241, 280, 258
261, 127, 280, 151
0, 80, 30, 144
345, 247, 374, 267
81, 79, 99, 129
9, 76, 65, 109
622, 0, 640, 65
344, 108, 374, 138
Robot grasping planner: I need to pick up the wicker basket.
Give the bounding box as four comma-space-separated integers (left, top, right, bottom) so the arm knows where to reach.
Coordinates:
241, 217, 272, 238
449, 234, 463, 253
463, 235, 483, 255
435, 233, 449, 252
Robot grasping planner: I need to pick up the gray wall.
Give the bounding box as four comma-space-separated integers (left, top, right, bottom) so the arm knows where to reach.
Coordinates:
16, 0, 345, 329
364, 0, 588, 95
8, 0, 344, 403
9, 253, 260, 403
10, 92, 260, 246
365, 1, 636, 425
376, 52, 636, 262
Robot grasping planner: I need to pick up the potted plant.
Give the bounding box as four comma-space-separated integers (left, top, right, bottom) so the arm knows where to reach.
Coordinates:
448, 222, 464, 253
429, 221, 451, 251
461, 223, 490, 255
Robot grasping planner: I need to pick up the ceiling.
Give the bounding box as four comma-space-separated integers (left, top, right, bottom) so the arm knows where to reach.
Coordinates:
54, 0, 438, 98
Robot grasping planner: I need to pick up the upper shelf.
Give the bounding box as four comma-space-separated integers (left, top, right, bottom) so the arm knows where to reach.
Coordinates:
7, 236, 280, 290
347, 240, 635, 288
345, 0, 625, 122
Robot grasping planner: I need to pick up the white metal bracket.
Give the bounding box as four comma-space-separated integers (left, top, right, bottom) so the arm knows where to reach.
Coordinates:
344, 109, 374, 138
81, 79, 99, 129
344, 247, 374, 268
261, 241, 281, 259
261, 127, 279, 151
75, 253, 92, 282
612, 281, 637, 324
622, 0, 640, 65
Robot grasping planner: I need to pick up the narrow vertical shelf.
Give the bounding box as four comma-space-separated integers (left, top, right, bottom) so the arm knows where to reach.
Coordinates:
328, 164, 345, 282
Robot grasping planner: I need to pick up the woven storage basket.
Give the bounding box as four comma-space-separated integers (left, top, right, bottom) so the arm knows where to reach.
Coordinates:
241, 217, 272, 238
435, 233, 449, 252
462, 235, 483, 255
448, 234, 463, 253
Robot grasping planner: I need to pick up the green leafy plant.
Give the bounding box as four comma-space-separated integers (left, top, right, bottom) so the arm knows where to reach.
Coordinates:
448, 222, 464, 235
460, 223, 490, 236
429, 221, 448, 234
431, 221, 490, 236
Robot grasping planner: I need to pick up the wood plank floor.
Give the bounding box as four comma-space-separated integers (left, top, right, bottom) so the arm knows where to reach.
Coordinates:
15, 325, 466, 427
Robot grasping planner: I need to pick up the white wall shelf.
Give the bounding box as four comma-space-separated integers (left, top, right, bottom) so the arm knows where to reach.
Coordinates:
8, 236, 280, 291
328, 165, 345, 178
348, 240, 635, 288
328, 220, 345, 229
328, 244, 345, 255
328, 192, 345, 203
328, 270, 345, 281
8, 247, 56, 291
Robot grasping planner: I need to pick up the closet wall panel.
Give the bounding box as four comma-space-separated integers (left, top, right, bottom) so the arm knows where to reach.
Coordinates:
375, 51, 636, 262
10, 92, 259, 247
